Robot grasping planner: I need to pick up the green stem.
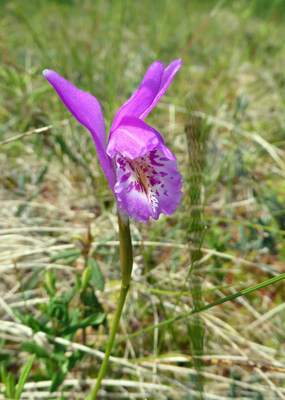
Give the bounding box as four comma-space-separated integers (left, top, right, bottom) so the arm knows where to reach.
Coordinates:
90, 285, 129, 399
89, 215, 133, 399
118, 215, 133, 288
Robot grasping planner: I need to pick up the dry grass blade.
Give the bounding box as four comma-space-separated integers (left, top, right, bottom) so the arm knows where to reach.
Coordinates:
0, 126, 53, 147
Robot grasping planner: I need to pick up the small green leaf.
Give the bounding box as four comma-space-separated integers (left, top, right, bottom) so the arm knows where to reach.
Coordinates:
62, 312, 106, 335
65, 307, 81, 340
16, 312, 56, 335
20, 342, 49, 358
26, 316, 42, 332
81, 265, 92, 292
81, 288, 103, 316
53, 349, 68, 363
51, 248, 82, 262
44, 269, 57, 296
12, 309, 28, 325
70, 233, 85, 243
15, 354, 35, 399
75, 272, 81, 293
61, 288, 76, 304
89, 257, 104, 291
12, 311, 44, 333
6, 373, 16, 398
42, 282, 54, 297
1, 364, 7, 384
49, 298, 68, 323
60, 254, 81, 265
35, 165, 48, 185
67, 350, 85, 371
50, 370, 66, 392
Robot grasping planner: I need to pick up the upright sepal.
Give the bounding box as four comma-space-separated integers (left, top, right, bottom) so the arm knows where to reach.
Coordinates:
43, 70, 115, 189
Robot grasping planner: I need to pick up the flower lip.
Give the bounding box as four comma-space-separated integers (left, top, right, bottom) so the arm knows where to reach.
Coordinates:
114, 149, 183, 224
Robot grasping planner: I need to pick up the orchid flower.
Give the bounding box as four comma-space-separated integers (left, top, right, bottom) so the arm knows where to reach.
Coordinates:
43, 60, 183, 224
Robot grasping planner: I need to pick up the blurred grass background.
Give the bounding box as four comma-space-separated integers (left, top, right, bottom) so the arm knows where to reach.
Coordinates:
0, 0, 285, 399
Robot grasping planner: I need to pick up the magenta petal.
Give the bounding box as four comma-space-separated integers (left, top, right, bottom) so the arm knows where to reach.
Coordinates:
111, 61, 164, 132
43, 69, 115, 189
114, 149, 183, 223
107, 116, 176, 161
43, 70, 106, 149
111, 59, 182, 132
140, 59, 182, 120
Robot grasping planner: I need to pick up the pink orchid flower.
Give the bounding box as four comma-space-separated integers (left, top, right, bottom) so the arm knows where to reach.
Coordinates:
43, 60, 183, 223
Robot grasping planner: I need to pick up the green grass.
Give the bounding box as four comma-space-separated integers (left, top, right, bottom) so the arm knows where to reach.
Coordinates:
0, 0, 285, 399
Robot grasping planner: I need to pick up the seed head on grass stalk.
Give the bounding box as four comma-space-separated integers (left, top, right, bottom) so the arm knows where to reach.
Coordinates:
43, 59, 183, 398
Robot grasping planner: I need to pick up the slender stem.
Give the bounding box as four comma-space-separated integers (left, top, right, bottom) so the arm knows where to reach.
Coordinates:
89, 215, 133, 399
90, 285, 129, 399
118, 215, 133, 288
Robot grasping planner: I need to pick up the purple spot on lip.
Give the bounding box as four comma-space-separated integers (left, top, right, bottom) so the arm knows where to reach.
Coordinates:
117, 157, 125, 166
159, 157, 169, 161
120, 172, 131, 183
156, 190, 160, 197
134, 181, 141, 192
149, 177, 161, 186
149, 150, 164, 166
163, 190, 168, 196
151, 160, 164, 166
117, 157, 126, 172
159, 172, 168, 177
127, 182, 134, 193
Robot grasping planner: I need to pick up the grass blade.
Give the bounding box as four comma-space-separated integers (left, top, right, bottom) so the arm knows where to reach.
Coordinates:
116, 273, 285, 345
15, 354, 35, 399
